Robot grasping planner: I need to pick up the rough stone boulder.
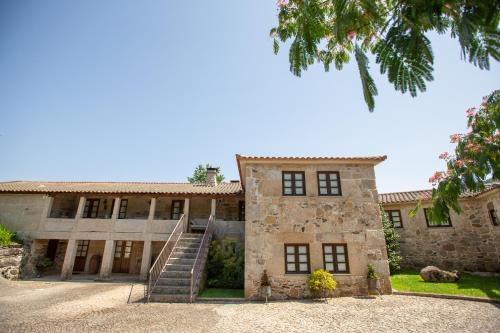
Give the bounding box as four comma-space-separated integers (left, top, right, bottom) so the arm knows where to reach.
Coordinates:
0, 245, 24, 280
420, 266, 460, 282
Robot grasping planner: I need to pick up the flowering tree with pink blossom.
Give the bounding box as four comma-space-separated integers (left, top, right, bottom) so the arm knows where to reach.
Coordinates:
270, 1, 499, 111
414, 90, 499, 223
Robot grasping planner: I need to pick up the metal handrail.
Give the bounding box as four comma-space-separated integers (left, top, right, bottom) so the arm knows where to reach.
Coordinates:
146, 214, 186, 302
190, 214, 215, 302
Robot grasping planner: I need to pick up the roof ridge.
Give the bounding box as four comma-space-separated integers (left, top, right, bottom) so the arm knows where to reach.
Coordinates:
380, 189, 432, 195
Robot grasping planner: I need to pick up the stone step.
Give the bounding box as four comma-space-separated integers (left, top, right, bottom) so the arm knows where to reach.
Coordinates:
172, 251, 197, 259
149, 294, 191, 303
153, 285, 191, 294
165, 263, 193, 271
161, 270, 191, 279
176, 242, 201, 248
169, 258, 196, 265
157, 277, 190, 286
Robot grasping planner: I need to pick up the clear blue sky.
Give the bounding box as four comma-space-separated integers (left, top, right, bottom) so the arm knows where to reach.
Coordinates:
1, 1, 499, 193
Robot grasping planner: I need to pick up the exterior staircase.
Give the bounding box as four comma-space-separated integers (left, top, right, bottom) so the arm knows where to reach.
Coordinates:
148, 233, 205, 302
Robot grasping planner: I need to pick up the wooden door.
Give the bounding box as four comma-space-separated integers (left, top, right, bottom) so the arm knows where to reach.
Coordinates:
112, 241, 132, 273
73, 240, 89, 272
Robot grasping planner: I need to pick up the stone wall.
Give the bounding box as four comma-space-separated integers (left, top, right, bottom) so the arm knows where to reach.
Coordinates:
0, 245, 23, 280
244, 162, 391, 299
383, 190, 500, 272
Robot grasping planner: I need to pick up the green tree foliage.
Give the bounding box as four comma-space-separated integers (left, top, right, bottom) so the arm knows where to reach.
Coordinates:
206, 239, 244, 289
187, 164, 225, 184
308, 269, 337, 298
412, 90, 500, 223
380, 205, 402, 273
0, 223, 17, 246
271, 0, 499, 111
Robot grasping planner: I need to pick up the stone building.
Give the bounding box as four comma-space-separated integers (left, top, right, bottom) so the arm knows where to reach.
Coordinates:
237, 155, 392, 299
379, 184, 500, 272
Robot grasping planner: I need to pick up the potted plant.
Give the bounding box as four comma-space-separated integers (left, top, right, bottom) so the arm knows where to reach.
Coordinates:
367, 263, 380, 293
308, 269, 337, 300
260, 270, 271, 301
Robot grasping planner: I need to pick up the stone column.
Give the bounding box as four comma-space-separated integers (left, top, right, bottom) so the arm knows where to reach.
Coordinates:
211, 198, 216, 218
76, 196, 87, 218
41, 195, 54, 218
184, 198, 190, 224
148, 197, 157, 220
111, 198, 121, 219
98, 240, 115, 280
60, 239, 77, 280
140, 240, 152, 280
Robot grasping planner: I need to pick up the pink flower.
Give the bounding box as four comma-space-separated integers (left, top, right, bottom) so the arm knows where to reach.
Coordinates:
439, 152, 449, 160
347, 31, 357, 40
454, 160, 463, 168
450, 134, 462, 143
444, 3, 452, 9
466, 108, 475, 117
428, 171, 447, 184
276, 0, 289, 8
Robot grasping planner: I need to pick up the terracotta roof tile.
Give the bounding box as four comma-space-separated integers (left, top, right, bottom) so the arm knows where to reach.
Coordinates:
236, 154, 387, 163
379, 182, 499, 204
0, 181, 242, 196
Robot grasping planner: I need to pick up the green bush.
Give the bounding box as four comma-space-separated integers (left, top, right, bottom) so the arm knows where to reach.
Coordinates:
308, 269, 337, 299
380, 205, 402, 274
367, 263, 379, 279
0, 223, 17, 246
206, 239, 244, 289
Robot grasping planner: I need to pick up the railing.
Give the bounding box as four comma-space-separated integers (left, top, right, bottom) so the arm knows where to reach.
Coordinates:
146, 214, 187, 302
190, 214, 215, 302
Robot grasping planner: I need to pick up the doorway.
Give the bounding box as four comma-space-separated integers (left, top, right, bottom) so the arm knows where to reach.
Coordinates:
112, 241, 132, 273
73, 240, 89, 272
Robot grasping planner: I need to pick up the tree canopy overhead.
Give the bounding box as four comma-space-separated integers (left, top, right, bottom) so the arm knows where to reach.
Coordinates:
187, 164, 225, 184
271, 0, 500, 111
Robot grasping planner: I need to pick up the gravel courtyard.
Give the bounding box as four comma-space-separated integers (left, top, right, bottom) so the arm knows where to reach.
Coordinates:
0, 279, 499, 333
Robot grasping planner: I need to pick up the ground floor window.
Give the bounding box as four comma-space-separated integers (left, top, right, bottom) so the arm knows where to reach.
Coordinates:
284, 244, 310, 274
323, 244, 349, 273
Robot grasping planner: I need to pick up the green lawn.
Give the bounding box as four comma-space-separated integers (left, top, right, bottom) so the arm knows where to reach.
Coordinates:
391, 270, 500, 300
198, 288, 244, 298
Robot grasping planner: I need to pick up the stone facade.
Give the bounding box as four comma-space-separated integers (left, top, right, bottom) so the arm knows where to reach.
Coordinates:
241, 159, 392, 299
382, 189, 500, 272
0, 245, 24, 280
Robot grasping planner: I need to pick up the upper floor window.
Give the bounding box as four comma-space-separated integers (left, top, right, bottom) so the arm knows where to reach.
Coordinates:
489, 208, 498, 226
239, 201, 245, 221
424, 208, 452, 227
387, 210, 403, 228
317, 172, 342, 196
170, 200, 184, 220
118, 199, 128, 219
284, 244, 310, 274
83, 199, 100, 218
323, 244, 350, 273
282, 171, 306, 196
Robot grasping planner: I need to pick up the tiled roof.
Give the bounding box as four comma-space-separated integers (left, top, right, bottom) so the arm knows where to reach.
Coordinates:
236, 154, 387, 163
379, 182, 499, 204
0, 181, 242, 196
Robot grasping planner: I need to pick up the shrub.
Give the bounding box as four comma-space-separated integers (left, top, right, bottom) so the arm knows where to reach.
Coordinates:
0, 223, 17, 246
380, 205, 402, 274
206, 239, 244, 289
308, 269, 337, 299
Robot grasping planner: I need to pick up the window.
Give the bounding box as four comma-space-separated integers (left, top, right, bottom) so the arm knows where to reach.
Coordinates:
76, 240, 89, 257
323, 244, 350, 273
114, 240, 132, 258
118, 199, 128, 219
489, 209, 498, 226
238, 201, 245, 221
424, 208, 452, 227
284, 244, 310, 273
282, 171, 306, 196
170, 200, 184, 220
83, 199, 100, 218
387, 210, 403, 228
317, 172, 342, 196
